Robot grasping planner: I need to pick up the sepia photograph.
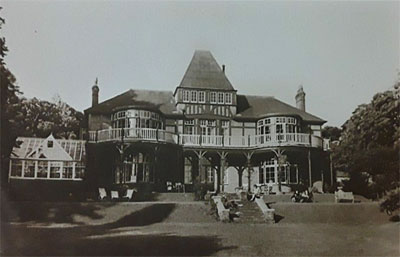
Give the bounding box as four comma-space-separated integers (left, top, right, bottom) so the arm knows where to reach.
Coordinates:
0, 1, 399, 256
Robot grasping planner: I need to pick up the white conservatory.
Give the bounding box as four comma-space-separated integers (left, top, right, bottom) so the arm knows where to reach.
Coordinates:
9, 134, 86, 181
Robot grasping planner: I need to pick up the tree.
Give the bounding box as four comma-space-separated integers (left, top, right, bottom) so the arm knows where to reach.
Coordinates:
12, 96, 83, 139
321, 126, 342, 141
333, 87, 399, 200
0, 9, 21, 188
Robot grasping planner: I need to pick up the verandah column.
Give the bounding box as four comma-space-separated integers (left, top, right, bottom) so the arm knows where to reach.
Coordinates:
116, 143, 128, 184
194, 150, 207, 184
153, 145, 160, 184
308, 149, 312, 188
217, 151, 228, 193
243, 151, 254, 192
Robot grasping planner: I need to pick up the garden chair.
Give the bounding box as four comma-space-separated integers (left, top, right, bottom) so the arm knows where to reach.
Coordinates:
166, 181, 173, 192
111, 190, 119, 200
175, 182, 184, 192
122, 188, 137, 201
98, 188, 107, 200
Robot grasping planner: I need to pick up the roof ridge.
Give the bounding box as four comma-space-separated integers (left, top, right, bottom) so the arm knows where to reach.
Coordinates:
239, 94, 274, 98
128, 88, 173, 93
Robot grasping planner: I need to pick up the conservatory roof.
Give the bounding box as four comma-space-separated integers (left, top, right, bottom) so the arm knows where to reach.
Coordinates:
11, 135, 86, 161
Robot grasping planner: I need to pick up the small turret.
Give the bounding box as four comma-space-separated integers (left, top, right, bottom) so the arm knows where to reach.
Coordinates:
295, 85, 305, 111
92, 78, 99, 107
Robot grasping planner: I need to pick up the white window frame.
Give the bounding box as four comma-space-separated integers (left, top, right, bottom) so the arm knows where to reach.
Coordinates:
218, 92, 224, 104
225, 93, 232, 104
184, 119, 194, 125
210, 92, 217, 104
191, 91, 197, 102
198, 91, 205, 103
183, 90, 190, 103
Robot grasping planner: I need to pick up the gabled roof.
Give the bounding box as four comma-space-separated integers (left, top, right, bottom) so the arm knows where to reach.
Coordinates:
85, 89, 178, 115
12, 135, 86, 161
235, 95, 326, 124
27, 134, 72, 161
177, 50, 235, 91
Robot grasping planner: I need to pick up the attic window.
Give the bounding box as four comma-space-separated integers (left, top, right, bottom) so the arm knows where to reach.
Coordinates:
198, 91, 205, 103
225, 93, 232, 104
210, 92, 217, 104
218, 92, 224, 104
183, 90, 190, 102
47, 140, 54, 148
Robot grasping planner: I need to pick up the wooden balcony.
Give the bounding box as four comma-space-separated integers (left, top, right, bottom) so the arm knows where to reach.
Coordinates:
88, 128, 177, 144
88, 128, 329, 150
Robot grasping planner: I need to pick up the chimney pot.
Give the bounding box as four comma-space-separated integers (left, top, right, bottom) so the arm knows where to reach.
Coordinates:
222, 64, 225, 73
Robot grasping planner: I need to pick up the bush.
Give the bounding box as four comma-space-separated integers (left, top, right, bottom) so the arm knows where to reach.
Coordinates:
380, 189, 400, 216
193, 183, 214, 201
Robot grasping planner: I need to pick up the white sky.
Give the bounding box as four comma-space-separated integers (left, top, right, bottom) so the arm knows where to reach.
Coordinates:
2, 1, 399, 126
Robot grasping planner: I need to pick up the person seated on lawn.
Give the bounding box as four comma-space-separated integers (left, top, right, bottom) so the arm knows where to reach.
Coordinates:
301, 188, 309, 198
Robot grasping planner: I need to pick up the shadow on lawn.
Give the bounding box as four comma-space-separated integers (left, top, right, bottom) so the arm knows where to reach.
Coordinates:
1, 200, 108, 224
104, 204, 176, 228
2, 203, 235, 256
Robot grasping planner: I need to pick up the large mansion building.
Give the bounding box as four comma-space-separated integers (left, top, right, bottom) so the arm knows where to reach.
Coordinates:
83, 50, 331, 193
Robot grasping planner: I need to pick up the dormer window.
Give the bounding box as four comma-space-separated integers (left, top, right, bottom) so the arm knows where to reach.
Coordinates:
47, 140, 53, 148
198, 91, 205, 103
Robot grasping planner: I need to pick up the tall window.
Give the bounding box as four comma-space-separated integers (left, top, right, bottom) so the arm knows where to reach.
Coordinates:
218, 92, 224, 104
183, 90, 190, 102
225, 93, 232, 104
191, 91, 197, 102
210, 92, 217, 103
286, 124, 296, 133
121, 153, 154, 183
221, 120, 229, 135
198, 91, 205, 103
184, 119, 195, 134
276, 124, 283, 134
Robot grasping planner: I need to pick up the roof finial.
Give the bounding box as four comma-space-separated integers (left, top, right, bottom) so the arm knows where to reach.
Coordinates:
95, 77, 98, 86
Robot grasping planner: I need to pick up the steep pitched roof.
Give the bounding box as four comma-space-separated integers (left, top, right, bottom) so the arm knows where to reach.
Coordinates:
177, 50, 235, 91
85, 89, 178, 115
235, 95, 326, 124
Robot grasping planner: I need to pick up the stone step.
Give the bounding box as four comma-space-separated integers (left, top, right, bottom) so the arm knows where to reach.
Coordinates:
234, 200, 266, 224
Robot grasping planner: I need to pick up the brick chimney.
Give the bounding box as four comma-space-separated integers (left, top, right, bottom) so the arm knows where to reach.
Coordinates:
295, 85, 305, 111
92, 78, 99, 107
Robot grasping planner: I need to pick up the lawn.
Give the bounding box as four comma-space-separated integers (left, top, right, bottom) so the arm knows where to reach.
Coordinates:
1, 201, 398, 256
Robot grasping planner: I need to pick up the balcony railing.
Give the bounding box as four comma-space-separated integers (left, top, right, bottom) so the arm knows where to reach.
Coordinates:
88, 128, 329, 150
88, 128, 177, 144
